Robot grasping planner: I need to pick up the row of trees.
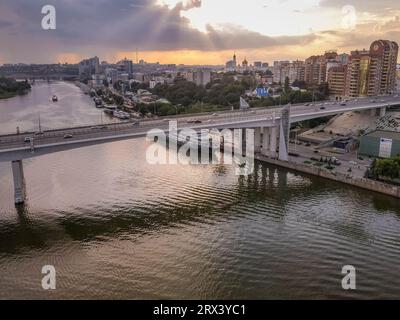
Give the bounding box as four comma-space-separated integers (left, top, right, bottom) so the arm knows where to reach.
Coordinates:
0, 77, 31, 98
151, 75, 330, 115
249, 79, 329, 108
151, 74, 256, 109
136, 101, 226, 117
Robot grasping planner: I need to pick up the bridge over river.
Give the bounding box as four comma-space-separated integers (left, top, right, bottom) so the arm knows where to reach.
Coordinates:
1, 95, 399, 204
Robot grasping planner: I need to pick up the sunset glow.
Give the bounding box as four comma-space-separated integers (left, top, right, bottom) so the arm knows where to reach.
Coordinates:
0, 0, 399, 64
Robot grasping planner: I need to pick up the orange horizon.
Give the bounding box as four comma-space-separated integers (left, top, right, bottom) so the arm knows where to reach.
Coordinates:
4, 39, 399, 66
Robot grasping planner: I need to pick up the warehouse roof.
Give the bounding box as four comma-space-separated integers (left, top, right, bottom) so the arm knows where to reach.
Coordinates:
364, 130, 400, 140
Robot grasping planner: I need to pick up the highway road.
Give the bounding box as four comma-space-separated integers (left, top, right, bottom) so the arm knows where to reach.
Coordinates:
0, 94, 399, 154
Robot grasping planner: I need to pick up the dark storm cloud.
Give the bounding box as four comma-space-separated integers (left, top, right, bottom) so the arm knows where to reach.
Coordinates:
0, 0, 315, 62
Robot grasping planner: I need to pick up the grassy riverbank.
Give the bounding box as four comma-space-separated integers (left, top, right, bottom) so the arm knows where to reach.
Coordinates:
0, 77, 31, 99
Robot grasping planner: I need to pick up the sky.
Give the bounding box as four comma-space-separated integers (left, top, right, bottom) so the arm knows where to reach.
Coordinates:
0, 0, 399, 65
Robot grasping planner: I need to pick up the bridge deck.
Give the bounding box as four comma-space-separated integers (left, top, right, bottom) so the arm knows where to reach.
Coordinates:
0, 96, 399, 162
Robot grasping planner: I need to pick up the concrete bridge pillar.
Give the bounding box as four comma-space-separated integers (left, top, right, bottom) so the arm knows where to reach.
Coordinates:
380, 107, 386, 117
269, 126, 278, 157
370, 108, 376, 117
262, 127, 270, 156
11, 160, 26, 205
254, 128, 262, 153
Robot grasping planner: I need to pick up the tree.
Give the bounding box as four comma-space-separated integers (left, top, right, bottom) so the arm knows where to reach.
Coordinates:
371, 156, 400, 180
284, 76, 291, 94
0, 77, 31, 98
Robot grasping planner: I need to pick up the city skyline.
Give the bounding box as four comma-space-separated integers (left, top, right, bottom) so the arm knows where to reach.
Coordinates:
1, 0, 400, 65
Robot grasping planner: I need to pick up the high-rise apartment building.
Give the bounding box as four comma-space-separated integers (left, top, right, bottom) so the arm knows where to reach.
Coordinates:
273, 61, 289, 83
327, 65, 347, 99
78, 56, 100, 77
305, 51, 337, 85
273, 60, 305, 84
345, 49, 371, 97
304, 55, 324, 85
291, 60, 305, 83
344, 40, 398, 97
186, 69, 211, 86
367, 40, 398, 95
117, 58, 134, 75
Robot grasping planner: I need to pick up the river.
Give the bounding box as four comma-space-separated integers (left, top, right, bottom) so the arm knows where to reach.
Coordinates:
0, 82, 400, 299
0, 81, 116, 135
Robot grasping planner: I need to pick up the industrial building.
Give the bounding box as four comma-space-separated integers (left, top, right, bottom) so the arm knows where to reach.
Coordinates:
359, 130, 400, 158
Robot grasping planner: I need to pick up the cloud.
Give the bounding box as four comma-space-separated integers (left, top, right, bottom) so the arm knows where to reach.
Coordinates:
0, 0, 398, 64
310, 19, 400, 58
0, 0, 316, 63
320, 0, 400, 13
180, 0, 202, 11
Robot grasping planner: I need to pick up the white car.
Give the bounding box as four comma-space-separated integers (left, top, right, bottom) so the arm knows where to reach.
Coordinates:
24, 137, 32, 143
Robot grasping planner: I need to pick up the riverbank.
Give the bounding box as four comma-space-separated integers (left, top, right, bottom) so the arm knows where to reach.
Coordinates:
255, 154, 400, 199
0, 89, 30, 100
0, 77, 31, 100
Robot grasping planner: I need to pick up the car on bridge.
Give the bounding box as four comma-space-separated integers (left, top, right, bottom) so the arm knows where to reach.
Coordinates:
63, 134, 73, 139
24, 137, 32, 143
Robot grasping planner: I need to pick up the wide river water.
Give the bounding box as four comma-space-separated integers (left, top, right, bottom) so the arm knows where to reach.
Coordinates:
0, 82, 400, 299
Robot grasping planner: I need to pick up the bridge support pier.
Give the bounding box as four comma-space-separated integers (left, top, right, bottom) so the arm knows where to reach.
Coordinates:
11, 160, 26, 205
370, 108, 376, 117
269, 126, 278, 158
380, 107, 386, 117
262, 127, 270, 156
254, 128, 262, 153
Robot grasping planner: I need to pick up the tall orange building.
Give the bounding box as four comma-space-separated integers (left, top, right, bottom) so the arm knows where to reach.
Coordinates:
345, 49, 371, 97
346, 40, 399, 97
327, 40, 398, 98
367, 40, 399, 95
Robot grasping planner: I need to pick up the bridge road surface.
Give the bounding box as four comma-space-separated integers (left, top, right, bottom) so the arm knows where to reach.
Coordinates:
0, 95, 399, 158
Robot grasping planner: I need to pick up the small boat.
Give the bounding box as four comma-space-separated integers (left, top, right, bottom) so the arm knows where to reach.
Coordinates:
52, 95, 58, 102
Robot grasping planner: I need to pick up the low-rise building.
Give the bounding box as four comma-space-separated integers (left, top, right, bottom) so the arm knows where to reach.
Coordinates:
359, 130, 400, 158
